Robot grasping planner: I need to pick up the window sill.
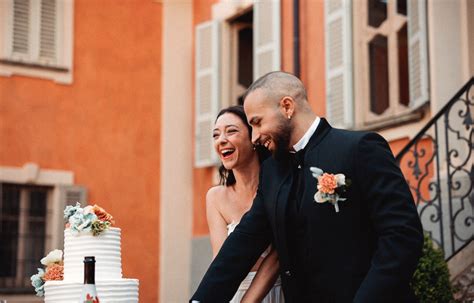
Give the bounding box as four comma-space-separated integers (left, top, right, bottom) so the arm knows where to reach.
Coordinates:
354, 103, 428, 132
0, 288, 33, 294
0, 59, 69, 72
0, 59, 72, 84
0, 294, 42, 302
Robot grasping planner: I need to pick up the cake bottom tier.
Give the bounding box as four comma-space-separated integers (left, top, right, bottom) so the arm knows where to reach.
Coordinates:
44, 278, 139, 302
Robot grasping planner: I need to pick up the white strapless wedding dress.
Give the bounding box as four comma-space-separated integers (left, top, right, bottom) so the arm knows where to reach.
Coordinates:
227, 222, 285, 303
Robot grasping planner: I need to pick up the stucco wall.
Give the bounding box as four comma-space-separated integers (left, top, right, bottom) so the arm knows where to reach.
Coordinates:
0, 1, 162, 301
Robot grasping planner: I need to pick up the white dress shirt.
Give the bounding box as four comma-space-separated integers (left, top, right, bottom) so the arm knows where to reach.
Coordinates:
292, 117, 321, 152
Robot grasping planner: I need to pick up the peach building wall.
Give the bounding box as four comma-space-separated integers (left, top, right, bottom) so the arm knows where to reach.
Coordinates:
0, 1, 162, 302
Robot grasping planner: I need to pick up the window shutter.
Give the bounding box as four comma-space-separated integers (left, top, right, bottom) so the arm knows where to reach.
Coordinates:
54, 185, 86, 247
57, 185, 88, 208
1, 0, 72, 82
11, 0, 31, 60
195, 20, 220, 167
7, 0, 60, 66
408, 0, 429, 109
324, 0, 353, 128
253, 0, 281, 80
39, 0, 57, 64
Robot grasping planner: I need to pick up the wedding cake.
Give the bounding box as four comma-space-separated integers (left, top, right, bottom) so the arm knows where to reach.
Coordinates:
31, 203, 139, 302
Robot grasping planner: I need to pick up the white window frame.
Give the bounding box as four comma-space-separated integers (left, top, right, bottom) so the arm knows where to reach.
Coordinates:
213, 1, 254, 110
214, 0, 281, 107
0, 0, 74, 84
0, 163, 86, 299
352, 0, 429, 129
0, 184, 52, 291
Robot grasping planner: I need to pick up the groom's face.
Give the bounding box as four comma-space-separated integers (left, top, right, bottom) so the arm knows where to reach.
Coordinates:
244, 90, 293, 161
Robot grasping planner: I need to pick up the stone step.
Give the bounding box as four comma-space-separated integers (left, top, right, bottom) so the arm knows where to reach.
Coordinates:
452, 262, 474, 302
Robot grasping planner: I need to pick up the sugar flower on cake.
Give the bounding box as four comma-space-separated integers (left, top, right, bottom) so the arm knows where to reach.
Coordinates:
40, 249, 63, 266
68, 206, 97, 234
31, 249, 64, 297
64, 202, 115, 236
30, 268, 45, 297
43, 263, 64, 281
91, 219, 111, 236
63, 203, 79, 220
92, 204, 115, 225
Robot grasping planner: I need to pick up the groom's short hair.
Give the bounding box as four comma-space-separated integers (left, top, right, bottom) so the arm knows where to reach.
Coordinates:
243, 71, 308, 105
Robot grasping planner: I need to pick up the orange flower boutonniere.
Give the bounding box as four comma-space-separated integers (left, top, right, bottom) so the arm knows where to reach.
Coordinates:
310, 167, 351, 213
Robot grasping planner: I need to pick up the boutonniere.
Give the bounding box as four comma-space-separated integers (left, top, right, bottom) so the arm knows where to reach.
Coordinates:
310, 167, 351, 212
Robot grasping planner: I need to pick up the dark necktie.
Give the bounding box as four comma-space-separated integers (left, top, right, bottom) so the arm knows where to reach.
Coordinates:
291, 149, 305, 209
289, 149, 304, 168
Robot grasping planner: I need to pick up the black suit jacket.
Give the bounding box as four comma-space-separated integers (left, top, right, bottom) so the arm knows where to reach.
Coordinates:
191, 119, 423, 303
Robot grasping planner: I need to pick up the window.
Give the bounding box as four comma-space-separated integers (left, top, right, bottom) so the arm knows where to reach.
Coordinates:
0, 164, 86, 298
361, 0, 411, 123
0, 0, 74, 84
354, 0, 429, 127
0, 183, 52, 293
194, 0, 280, 167
325, 0, 429, 129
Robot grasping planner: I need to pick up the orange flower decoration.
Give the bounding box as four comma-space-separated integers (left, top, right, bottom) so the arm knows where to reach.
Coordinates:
318, 173, 338, 194
92, 205, 115, 225
43, 264, 64, 281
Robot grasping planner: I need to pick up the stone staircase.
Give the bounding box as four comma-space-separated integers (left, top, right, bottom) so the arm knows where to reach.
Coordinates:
452, 263, 474, 302
448, 240, 474, 302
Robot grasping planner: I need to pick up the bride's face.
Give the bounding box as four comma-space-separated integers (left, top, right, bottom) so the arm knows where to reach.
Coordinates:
212, 113, 255, 171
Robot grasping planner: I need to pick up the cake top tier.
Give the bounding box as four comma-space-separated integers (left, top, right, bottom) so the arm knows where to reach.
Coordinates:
64, 203, 115, 236
31, 203, 119, 297
63, 227, 123, 281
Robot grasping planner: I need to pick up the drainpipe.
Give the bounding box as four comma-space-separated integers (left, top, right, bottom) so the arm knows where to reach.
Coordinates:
293, 0, 300, 78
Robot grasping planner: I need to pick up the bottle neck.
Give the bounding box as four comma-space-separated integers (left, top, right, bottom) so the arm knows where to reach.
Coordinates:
83, 261, 95, 284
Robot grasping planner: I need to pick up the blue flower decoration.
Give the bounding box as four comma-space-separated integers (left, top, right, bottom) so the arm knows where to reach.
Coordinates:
30, 268, 45, 296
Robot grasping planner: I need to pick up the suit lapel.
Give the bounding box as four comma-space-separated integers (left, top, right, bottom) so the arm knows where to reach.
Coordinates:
304, 118, 331, 156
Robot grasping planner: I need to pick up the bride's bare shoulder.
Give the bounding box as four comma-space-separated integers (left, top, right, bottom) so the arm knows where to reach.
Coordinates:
206, 185, 228, 206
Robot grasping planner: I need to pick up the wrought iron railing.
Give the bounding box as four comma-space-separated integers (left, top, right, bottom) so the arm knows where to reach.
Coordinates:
395, 77, 473, 260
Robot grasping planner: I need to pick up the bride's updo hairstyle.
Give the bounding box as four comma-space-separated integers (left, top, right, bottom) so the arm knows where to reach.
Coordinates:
215, 105, 270, 186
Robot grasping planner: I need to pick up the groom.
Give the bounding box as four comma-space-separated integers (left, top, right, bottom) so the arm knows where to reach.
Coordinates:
191, 72, 423, 302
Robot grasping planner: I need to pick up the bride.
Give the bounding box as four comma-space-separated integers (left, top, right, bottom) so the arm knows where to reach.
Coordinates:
206, 105, 284, 303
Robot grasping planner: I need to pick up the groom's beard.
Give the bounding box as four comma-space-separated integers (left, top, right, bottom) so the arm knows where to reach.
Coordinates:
271, 116, 293, 165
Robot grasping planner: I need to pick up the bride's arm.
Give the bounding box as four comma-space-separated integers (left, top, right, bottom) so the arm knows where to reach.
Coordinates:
240, 247, 280, 303
206, 187, 228, 258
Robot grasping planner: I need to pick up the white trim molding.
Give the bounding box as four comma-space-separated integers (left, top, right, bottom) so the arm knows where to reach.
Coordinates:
0, 162, 73, 185
160, 1, 193, 302
212, 0, 253, 21
0, 0, 74, 84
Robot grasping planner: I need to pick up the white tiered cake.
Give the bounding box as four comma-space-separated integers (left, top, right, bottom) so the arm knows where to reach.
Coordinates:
43, 227, 139, 302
